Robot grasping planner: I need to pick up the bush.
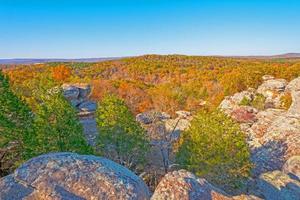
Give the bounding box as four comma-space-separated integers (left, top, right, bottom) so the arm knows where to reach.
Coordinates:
280, 92, 292, 110
251, 94, 266, 110
34, 88, 93, 155
239, 97, 252, 106
176, 110, 252, 192
96, 95, 150, 173
0, 71, 36, 176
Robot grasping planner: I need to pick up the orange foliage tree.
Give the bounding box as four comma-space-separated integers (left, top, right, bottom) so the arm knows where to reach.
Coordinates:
51, 65, 71, 82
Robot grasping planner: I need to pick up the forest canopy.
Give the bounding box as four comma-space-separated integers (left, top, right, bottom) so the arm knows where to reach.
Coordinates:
3, 55, 300, 115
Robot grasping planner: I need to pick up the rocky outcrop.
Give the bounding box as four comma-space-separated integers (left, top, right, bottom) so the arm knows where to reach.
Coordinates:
220, 75, 300, 176
256, 78, 287, 109
62, 83, 95, 117
62, 83, 98, 146
151, 170, 261, 200
0, 153, 150, 200
3, 153, 299, 200
220, 75, 300, 199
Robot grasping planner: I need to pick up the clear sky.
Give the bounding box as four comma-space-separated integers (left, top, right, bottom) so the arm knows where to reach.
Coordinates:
0, 0, 300, 58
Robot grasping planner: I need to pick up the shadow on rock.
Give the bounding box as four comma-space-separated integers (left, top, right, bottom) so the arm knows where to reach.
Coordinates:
251, 140, 288, 177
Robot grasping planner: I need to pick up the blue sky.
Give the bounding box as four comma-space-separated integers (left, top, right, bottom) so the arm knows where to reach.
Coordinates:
0, 0, 300, 58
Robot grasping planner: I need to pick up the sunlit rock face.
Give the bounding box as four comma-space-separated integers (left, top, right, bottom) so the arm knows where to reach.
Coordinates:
286, 77, 300, 117
0, 153, 150, 200
151, 170, 261, 200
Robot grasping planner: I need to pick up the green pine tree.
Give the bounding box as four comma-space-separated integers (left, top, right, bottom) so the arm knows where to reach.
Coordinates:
176, 110, 252, 192
96, 95, 150, 173
34, 87, 93, 155
0, 71, 36, 176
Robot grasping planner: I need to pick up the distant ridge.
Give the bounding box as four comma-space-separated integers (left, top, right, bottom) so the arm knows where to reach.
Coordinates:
1, 53, 300, 65
231, 53, 300, 59
0, 57, 122, 65
270, 53, 300, 58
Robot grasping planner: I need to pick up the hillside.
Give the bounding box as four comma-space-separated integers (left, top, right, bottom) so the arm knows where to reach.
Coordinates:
3, 55, 300, 115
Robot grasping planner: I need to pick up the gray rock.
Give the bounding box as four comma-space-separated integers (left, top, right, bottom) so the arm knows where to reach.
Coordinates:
78, 101, 97, 112
62, 84, 80, 100
257, 79, 287, 94
285, 77, 300, 115
80, 118, 99, 146
219, 90, 255, 114
283, 156, 300, 180
258, 170, 300, 200
231, 90, 254, 105
251, 112, 300, 176
286, 77, 300, 92
136, 113, 154, 124
256, 79, 287, 109
151, 170, 261, 200
175, 110, 191, 118
219, 96, 236, 114
0, 153, 150, 200
70, 99, 84, 107
136, 111, 171, 125
75, 84, 91, 99
165, 118, 191, 136
288, 91, 300, 116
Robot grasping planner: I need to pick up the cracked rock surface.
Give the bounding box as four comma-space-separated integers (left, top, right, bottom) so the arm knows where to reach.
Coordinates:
0, 153, 150, 200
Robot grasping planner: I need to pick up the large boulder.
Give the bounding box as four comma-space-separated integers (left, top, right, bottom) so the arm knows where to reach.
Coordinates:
0, 153, 150, 200
258, 170, 300, 200
151, 170, 260, 200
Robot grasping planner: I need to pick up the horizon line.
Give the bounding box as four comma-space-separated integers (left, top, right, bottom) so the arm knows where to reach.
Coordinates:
1, 52, 300, 60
